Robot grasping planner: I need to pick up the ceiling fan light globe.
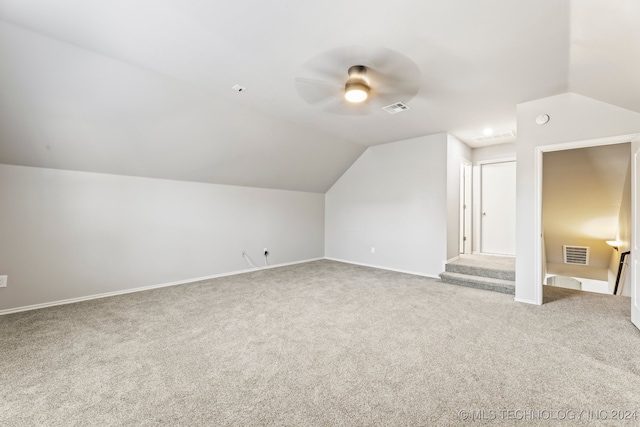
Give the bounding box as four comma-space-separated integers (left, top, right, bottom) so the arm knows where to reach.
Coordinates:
344, 82, 369, 103
345, 89, 368, 103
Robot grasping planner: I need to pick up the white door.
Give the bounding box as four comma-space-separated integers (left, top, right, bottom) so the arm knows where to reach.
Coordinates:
631, 136, 640, 331
481, 161, 516, 255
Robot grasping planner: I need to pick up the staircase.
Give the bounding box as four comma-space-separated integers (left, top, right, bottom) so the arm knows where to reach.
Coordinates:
439, 254, 515, 295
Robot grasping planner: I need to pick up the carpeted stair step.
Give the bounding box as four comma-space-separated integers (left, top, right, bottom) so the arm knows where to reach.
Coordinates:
439, 271, 515, 295
445, 260, 515, 281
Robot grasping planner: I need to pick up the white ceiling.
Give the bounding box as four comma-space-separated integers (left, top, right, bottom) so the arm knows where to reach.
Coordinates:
0, 0, 638, 192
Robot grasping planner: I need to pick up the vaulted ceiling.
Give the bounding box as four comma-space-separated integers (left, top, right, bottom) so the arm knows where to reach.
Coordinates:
0, 0, 638, 192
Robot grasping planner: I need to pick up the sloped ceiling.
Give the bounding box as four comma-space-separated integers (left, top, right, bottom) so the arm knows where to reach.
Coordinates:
0, 0, 638, 192
569, 0, 640, 115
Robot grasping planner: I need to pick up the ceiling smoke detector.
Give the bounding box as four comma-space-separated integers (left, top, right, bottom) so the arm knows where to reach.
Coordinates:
536, 114, 550, 125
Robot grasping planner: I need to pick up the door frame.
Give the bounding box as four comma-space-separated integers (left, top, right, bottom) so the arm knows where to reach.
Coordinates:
533, 133, 639, 306
459, 160, 472, 254
474, 157, 516, 255
630, 135, 640, 330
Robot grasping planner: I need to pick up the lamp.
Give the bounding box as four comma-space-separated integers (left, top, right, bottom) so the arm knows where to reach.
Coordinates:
606, 240, 621, 251
344, 65, 370, 103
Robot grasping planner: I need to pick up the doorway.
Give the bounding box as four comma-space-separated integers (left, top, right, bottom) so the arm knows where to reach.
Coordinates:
542, 143, 630, 295
533, 133, 640, 332
479, 159, 516, 255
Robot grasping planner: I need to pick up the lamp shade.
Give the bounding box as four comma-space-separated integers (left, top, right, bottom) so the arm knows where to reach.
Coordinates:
606, 240, 621, 249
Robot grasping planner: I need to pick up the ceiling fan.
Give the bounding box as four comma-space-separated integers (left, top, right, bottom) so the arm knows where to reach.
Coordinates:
294, 46, 422, 115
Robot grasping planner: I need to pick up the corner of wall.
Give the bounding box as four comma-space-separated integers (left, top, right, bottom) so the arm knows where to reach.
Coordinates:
325, 133, 449, 276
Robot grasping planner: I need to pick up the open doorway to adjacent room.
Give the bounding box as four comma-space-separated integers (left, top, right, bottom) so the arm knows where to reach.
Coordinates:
542, 142, 631, 296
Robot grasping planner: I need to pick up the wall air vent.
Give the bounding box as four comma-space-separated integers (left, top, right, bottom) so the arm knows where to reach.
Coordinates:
473, 130, 517, 143
563, 245, 590, 265
382, 102, 410, 114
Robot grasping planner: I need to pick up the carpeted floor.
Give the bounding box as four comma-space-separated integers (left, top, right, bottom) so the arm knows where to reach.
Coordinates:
2, 260, 640, 426
454, 254, 516, 272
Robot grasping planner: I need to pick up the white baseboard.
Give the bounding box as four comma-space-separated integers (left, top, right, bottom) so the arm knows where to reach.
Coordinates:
514, 296, 541, 305
471, 251, 515, 258
324, 257, 439, 279
0, 257, 324, 316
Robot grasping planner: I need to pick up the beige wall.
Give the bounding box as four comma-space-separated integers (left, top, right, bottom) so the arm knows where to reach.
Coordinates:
543, 143, 630, 281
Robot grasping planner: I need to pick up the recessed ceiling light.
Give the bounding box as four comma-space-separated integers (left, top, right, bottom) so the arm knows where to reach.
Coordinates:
483, 128, 493, 136
473, 130, 517, 143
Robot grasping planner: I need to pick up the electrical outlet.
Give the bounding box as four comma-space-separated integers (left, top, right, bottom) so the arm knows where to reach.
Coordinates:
371, 247, 375, 253
0, 275, 7, 288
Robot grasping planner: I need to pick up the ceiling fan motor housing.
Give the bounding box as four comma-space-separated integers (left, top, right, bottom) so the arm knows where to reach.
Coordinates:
346, 65, 369, 84
345, 65, 370, 102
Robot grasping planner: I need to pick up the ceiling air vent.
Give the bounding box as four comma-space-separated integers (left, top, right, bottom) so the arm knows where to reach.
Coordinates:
563, 245, 590, 265
382, 102, 410, 114
473, 130, 517, 143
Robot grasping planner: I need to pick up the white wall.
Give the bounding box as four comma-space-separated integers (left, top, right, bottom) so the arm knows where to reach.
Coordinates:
516, 92, 640, 304
325, 133, 448, 277
447, 135, 472, 260
472, 143, 516, 164
0, 164, 325, 312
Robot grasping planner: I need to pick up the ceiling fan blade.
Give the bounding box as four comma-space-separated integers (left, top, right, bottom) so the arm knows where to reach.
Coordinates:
343, 45, 370, 66
294, 77, 342, 105
295, 45, 423, 116
375, 84, 422, 103
367, 67, 421, 103
324, 98, 374, 116
300, 48, 352, 79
